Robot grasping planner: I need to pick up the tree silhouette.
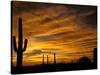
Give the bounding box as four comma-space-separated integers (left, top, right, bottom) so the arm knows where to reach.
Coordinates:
13, 17, 28, 69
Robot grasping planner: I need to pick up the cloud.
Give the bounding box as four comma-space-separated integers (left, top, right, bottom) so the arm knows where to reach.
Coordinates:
24, 49, 42, 56
12, 1, 97, 66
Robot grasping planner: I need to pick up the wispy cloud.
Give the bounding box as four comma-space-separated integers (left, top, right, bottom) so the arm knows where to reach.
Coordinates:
12, 1, 97, 66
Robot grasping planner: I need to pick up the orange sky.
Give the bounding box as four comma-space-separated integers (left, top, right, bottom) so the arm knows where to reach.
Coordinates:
12, 1, 97, 66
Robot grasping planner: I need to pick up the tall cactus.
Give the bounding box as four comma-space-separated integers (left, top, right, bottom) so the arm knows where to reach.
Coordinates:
93, 48, 97, 67
54, 53, 56, 64
13, 17, 28, 69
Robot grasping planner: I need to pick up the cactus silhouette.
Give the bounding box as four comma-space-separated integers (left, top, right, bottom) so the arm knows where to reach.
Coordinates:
13, 17, 28, 69
42, 54, 45, 65
47, 55, 49, 64
54, 53, 56, 64
93, 48, 97, 67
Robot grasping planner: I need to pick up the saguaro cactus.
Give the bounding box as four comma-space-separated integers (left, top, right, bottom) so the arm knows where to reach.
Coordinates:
42, 54, 44, 65
54, 53, 56, 64
47, 55, 49, 64
93, 48, 97, 67
13, 17, 28, 69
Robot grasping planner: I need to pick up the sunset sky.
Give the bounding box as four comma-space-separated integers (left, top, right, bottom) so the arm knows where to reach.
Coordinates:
12, 1, 97, 66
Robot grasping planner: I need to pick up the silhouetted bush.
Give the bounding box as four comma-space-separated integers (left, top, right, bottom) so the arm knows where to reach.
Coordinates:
79, 56, 91, 64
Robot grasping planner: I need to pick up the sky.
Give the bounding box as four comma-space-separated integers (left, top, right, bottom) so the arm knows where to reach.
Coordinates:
12, 1, 97, 66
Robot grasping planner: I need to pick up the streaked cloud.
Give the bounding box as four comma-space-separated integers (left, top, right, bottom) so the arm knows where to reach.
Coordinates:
12, 1, 97, 66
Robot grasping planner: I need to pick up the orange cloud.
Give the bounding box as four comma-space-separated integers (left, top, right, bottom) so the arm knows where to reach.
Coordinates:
12, 1, 97, 66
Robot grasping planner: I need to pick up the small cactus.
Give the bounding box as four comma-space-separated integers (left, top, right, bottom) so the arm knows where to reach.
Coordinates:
42, 54, 44, 65
47, 55, 49, 64
54, 53, 56, 64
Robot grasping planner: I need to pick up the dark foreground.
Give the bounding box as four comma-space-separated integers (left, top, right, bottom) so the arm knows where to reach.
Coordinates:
11, 62, 97, 74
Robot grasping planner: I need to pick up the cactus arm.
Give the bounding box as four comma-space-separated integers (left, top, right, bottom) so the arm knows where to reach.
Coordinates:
23, 39, 28, 52
13, 36, 18, 52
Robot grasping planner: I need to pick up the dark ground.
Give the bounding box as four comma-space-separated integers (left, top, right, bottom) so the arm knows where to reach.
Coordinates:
11, 61, 97, 74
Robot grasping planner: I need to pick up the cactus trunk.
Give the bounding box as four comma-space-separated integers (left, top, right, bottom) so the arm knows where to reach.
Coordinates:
17, 51, 23, 68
